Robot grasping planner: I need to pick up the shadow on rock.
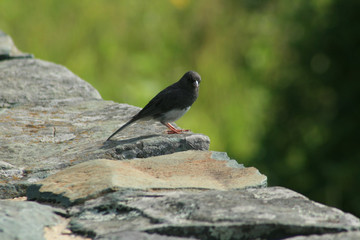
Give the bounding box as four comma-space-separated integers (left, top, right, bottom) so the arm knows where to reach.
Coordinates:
101, 134, 160, 149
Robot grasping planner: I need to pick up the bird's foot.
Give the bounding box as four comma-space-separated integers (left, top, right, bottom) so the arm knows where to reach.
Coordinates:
167, 129, 189, 134
165, 122, 189, 134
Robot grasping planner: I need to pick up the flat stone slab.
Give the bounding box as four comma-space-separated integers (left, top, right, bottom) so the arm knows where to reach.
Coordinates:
27, 150, 267, 206
67, 187, 360, 239
0, 58, 210, 199
0, 199, 63, 240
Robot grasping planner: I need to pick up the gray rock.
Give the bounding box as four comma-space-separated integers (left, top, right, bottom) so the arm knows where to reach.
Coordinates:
0, 58, 210, 199
95, 231, 197, 240
68, 187, 360, 239
27, 151, 267, 206
0, 199, 62, 240
0, 58, 101, 106
0, 30, 33, 60
0, 160, 16, 169
0, 182, 29, 199
284, 231, 360, 240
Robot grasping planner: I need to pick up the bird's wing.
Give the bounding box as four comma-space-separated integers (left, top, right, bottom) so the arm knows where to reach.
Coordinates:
133, 86, 186, 121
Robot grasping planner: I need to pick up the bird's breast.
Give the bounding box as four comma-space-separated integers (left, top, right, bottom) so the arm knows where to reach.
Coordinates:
160, 107, 190, 123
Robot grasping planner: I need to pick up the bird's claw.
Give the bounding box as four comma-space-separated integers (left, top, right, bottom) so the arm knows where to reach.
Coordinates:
166, 129, 189, 134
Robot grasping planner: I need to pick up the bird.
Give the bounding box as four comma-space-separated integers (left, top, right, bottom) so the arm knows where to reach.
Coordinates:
106, 71, 201, 141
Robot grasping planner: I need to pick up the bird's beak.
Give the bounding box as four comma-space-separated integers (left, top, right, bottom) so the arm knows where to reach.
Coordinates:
193, 80, 199, 88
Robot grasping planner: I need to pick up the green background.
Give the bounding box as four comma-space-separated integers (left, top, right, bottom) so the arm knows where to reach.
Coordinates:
1, 0, 359, 217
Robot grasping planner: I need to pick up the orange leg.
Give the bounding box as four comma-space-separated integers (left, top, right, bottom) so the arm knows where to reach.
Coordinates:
165, 123, 189, 134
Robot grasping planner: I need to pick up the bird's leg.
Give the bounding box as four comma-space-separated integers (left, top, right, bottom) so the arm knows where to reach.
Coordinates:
165, 123, 189, 134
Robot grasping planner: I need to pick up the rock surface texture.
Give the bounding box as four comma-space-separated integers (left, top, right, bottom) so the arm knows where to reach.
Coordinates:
68, 187, 359, 240
0, 200, 63, 240
1, 30, 359, 240
27, 151, 267, 206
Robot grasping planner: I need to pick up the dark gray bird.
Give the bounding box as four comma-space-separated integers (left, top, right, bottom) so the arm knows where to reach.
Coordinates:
106, 71, 201, 141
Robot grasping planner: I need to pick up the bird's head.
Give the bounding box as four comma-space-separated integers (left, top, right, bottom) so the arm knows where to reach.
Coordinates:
181, 70, 201, 90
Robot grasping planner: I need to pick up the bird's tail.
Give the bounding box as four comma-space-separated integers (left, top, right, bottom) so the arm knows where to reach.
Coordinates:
106, 119, 136, 141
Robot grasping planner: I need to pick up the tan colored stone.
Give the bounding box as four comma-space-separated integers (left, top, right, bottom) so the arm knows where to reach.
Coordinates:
29, 150, 267, 205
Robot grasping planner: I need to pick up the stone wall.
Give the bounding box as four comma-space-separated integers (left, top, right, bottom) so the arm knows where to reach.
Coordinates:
1, 30, 359, 240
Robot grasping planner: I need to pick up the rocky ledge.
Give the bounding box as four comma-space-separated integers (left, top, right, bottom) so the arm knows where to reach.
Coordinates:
1, 30, 359, 240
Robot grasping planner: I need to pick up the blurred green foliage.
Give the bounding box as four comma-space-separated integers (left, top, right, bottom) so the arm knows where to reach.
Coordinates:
1, 0, 359, 217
